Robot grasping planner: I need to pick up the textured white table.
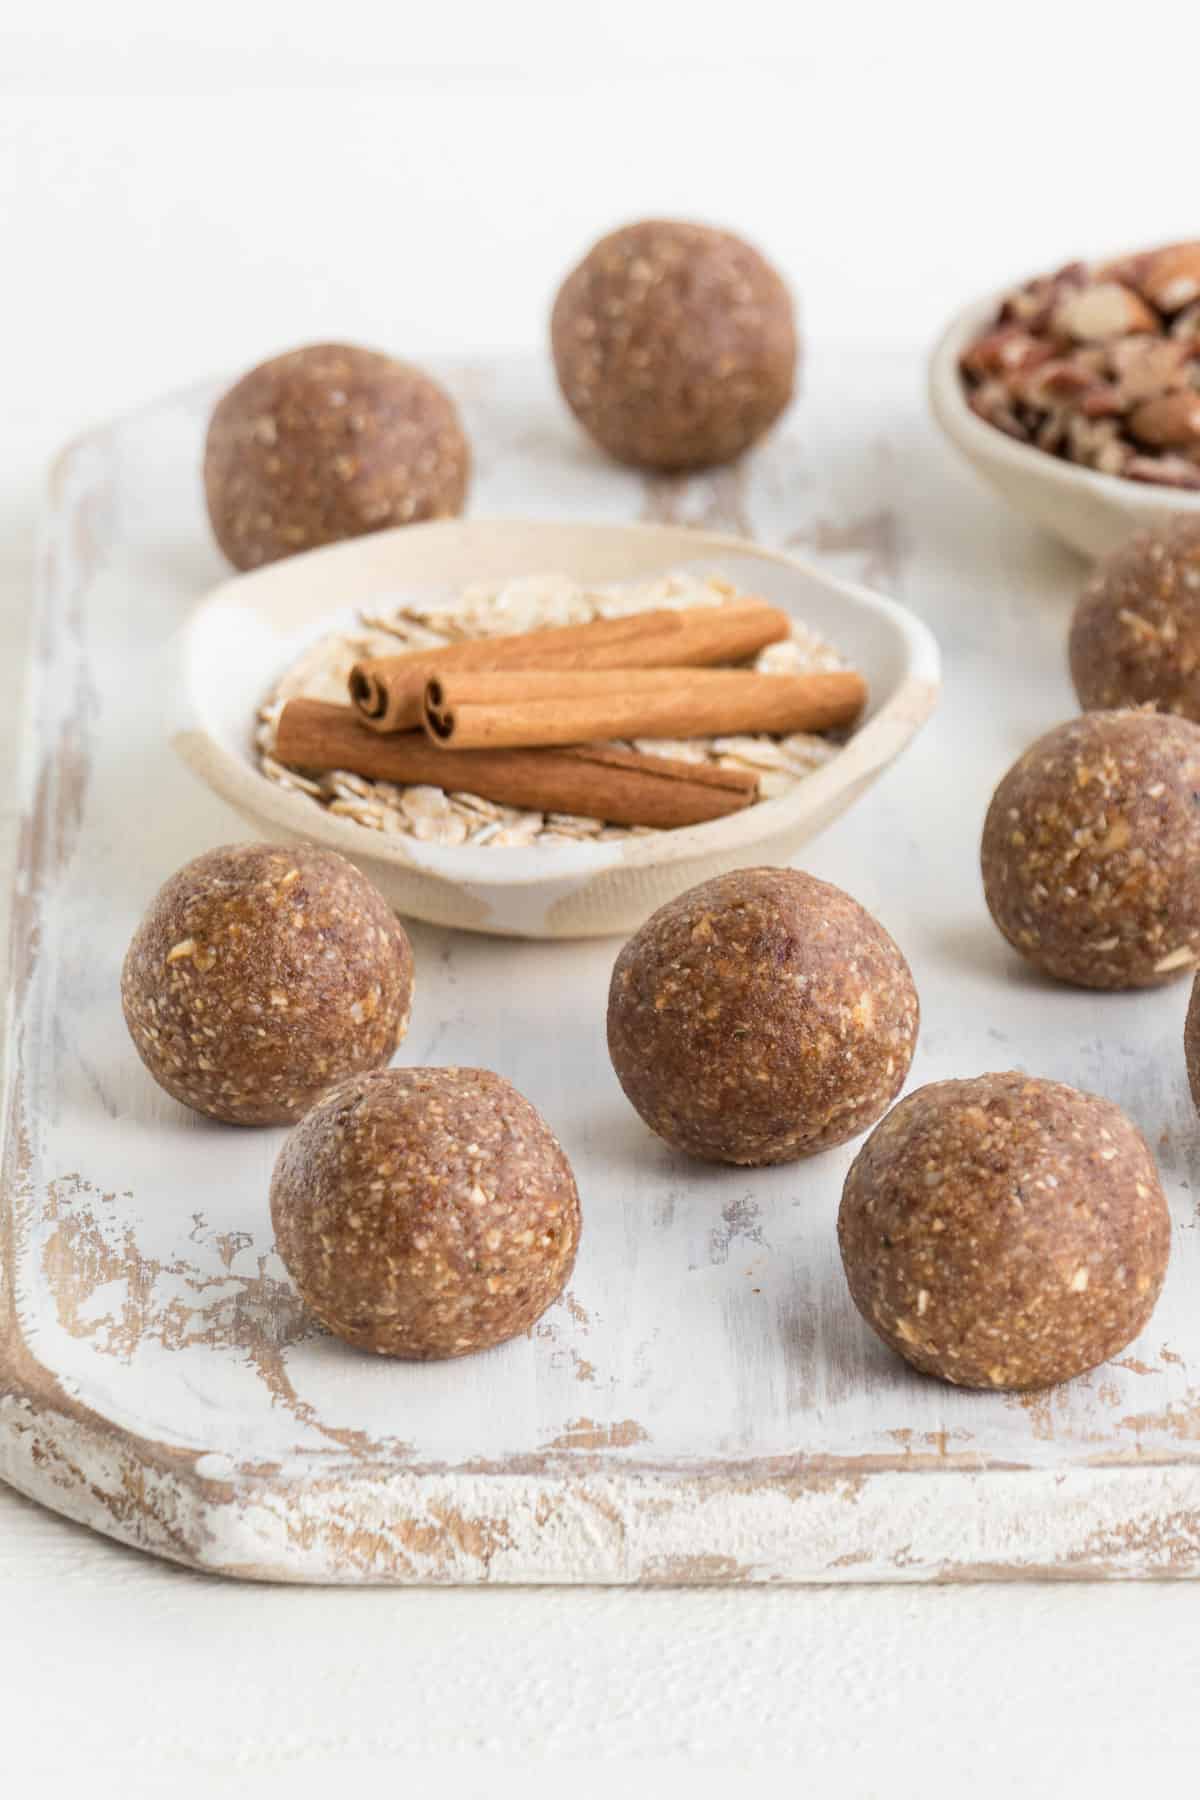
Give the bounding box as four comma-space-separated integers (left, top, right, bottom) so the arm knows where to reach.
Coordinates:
4, 1479, 1200, 1794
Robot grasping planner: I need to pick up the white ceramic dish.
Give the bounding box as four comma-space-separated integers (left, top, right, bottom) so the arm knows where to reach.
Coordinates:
930, 292, 1200, 560
173, 518, 939, 938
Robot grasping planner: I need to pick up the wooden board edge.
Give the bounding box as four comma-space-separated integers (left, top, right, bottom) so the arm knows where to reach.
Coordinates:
5, 1386, 1200, 1582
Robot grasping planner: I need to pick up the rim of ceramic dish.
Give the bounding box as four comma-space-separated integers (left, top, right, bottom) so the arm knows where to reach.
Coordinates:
929, 287, 1200, 514
175, 520, 941, 890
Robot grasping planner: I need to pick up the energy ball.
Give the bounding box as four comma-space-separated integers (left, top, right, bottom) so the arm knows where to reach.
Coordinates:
204, 343, 470, 570
270, 1067, 581, 1359
607, 867, 918, 1166
1186, 975, 1200, 1114
1071, 519, 1200, 719
838, 1072, 1170, 1391
122, 844, 413, 1125
550, 219, 797, 471
981, 710, 1200, 989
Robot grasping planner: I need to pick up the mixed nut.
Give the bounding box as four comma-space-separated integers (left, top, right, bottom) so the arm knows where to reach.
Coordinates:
959, 242, 1200, 489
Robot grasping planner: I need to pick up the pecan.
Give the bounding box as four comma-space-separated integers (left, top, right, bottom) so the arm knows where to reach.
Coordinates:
1014, 350, 1104, 408
1125, 454, 1200, 490
967, 380, 1029, 439
960, 326, 1053, 380
1079, 384, 1125, 418
1035, 411, 1070, 454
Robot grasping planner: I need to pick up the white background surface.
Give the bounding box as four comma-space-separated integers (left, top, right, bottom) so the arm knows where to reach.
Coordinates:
4, 3, 1200, 1791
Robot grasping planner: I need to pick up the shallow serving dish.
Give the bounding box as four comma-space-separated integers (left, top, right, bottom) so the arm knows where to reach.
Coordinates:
174, 517, 939, 938
930, 291, 1200, 561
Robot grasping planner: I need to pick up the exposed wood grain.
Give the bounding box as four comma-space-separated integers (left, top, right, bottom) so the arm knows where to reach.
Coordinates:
3, 354, 1200, 1582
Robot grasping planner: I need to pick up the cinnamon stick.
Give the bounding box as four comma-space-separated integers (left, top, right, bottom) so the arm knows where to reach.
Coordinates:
422, 667, 867, 751
348, 599, 791, 733
273, 699, 758, 830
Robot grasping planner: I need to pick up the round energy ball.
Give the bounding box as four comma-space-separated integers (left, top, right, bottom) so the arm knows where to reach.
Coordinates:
550, 219, 797, 471
1185, 975, 1200, 1114
270, 1067, 581, 1358
122, 844, 413, 1125
838, 1072, 1170, 1391
1070, 519, 1200, 719
981, 710, 1200, 989
204, 342, 470, 570
607, 867, 918, 1166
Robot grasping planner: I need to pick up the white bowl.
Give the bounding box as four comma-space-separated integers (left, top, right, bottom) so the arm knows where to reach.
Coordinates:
173, 518, 939, 938
930, 292, 1200, 560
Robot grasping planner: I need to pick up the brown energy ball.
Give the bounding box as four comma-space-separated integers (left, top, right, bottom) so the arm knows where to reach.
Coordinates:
551, 219, 797, 471
607, 867, 918, 1166
122, 843, 413, 1125
838, 1072, 1171, 1391
270, 1067, 581, 1359
204, 343, 470, 570
1071, 519, 1200, 719
1186, 976, 1200, 1114
980, 710, 1200, 990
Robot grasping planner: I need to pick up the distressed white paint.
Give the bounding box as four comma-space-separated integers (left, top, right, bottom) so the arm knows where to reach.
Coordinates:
4, 351, 1200, 1583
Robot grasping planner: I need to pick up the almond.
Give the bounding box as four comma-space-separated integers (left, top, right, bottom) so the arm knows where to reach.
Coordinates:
1140, 243, 1200, 314
1068, 414, 1125, 471
1053, 282, 1158, 343
1106, 336, 1193, 404
1130, 392, 1200, 448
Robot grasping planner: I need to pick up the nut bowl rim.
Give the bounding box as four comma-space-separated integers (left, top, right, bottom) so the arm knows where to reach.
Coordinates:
929, 285, 1200, 521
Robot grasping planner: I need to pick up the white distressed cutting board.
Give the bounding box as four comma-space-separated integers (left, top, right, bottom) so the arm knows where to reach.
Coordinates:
3, 352, 1200, 1583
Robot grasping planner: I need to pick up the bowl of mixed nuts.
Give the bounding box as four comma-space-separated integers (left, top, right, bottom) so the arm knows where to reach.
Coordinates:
930, 242, 1200, 559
